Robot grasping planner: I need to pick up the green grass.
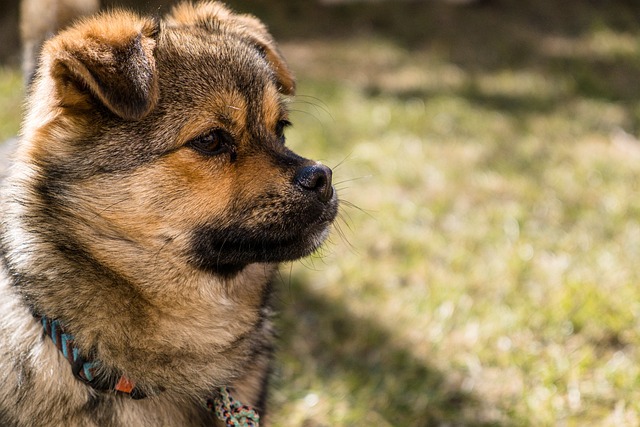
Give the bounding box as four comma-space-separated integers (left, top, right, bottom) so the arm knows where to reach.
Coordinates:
3, 1, 640, 425
0, 67, 22, 140
263, 2, 640, 425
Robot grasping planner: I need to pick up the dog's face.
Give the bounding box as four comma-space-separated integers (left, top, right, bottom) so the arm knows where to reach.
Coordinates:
20, 2, 337, 278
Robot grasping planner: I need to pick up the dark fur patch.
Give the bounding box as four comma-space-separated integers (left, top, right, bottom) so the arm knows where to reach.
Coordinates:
189, 214, 333, 274
0, 409, 18, 427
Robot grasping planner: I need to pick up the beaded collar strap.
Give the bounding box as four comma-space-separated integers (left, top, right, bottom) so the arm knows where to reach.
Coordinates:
39, 315, 260, 426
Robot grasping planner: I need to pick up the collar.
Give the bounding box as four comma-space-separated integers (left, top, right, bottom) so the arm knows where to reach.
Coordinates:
39, 316, 145, 397
39, 315, 260, 426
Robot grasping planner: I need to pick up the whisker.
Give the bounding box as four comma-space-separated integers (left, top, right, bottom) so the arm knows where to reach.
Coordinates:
332, 219, 357, 254
288, 108, 326, 128
293, 94, 331, 110
274, 264, 294, 303
336, 211, 355, 232
340, 199, 376, 218
331, 152, 354, 170
291, 94, 334, 122
334, 175, 371, 186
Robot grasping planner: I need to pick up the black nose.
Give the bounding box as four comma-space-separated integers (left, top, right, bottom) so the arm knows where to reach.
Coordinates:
294, 163, 334, 202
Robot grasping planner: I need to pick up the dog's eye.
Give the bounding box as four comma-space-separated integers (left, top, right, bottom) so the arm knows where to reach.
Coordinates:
188, 130, 230, 156
275, 120, 291, 144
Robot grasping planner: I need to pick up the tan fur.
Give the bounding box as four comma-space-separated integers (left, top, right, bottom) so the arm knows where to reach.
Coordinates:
0, 2, 337, 426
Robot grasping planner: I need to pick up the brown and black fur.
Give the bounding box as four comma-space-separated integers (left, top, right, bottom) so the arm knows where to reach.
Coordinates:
0, 2, 337, 426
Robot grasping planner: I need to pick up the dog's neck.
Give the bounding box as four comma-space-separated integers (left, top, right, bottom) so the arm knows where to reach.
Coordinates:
38, 313, 261, 426
38, 314, 147, 398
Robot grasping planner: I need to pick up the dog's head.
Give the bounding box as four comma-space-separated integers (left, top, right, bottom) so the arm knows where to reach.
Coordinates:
16, 2, 337, 278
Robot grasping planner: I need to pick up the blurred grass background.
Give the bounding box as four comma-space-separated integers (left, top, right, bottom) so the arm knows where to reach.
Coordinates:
3, 0, 640, 425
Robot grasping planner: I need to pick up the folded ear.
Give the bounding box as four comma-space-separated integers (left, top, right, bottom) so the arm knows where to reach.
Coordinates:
43, 11, 160, 121
232, 13, 296, 96
167, 1, 295, 95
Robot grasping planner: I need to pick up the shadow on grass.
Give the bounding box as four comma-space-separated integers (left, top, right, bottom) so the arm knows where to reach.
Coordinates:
274, 275, 496, 427
368, 84, 563, 117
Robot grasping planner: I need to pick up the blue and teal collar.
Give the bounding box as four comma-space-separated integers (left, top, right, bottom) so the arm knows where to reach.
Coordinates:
40, 315, 146, 398
39, 314, 260, 426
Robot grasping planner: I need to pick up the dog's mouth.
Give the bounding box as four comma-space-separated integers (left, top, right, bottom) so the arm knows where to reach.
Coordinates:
188, 168, 339, 276
189, 207, 337, 275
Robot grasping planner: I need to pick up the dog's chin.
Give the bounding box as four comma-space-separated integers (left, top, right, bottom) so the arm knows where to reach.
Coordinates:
189, 220, 333, 276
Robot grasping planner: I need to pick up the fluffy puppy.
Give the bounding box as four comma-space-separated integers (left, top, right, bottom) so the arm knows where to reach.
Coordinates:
0, 2, 337, 426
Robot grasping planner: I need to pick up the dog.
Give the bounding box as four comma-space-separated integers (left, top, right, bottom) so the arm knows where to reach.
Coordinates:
0, 2, 338, 426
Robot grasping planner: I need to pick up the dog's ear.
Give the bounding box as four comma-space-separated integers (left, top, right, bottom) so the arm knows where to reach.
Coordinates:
232, 13, 296, 95
43, 11, 160, 121
167, 2, 295, 95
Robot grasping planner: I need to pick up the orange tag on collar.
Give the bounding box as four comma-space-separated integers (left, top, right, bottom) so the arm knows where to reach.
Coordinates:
115, 376, 136, 394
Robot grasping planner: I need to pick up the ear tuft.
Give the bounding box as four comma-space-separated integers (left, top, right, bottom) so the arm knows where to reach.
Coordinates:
167, 1, 295, 95
44, 11, 160, 121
